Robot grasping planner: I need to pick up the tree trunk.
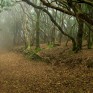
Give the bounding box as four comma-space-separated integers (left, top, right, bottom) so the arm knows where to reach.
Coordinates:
87, 28, 93, 49
76, 19, 83, 51
58, 31, 62, 45
35, 11, 40, 49
23, 14, 31, 50
51, 26, 56, 45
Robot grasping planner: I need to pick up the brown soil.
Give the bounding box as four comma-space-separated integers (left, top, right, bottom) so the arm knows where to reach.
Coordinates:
0, 50, 53, 93
0, 46, 93, 93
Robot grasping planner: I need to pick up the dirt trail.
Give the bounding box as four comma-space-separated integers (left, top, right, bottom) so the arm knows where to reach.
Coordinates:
0, 51, 54, 93
0, 49, 93, 93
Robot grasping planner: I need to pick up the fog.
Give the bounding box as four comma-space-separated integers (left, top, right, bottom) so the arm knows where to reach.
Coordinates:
0, 3, 25, 50
0, 11, 14, 49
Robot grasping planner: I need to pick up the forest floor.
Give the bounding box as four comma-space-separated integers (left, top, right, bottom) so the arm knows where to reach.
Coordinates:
0, 45, 93, 93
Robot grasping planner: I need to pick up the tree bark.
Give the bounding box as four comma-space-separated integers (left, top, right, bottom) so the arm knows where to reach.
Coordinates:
36, 11, 40, 49
76, 19, 83, 51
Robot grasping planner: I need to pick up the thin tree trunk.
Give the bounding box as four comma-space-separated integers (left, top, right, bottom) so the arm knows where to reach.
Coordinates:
35, 10, 40, 49
87, 28, 93, 49
76, 19, 83, 51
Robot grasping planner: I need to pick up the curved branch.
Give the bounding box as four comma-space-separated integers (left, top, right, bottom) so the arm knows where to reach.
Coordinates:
40, 0, 75, 16
40, 0, 93, 25
22, 0, 76, 47
78, 0, 93, 7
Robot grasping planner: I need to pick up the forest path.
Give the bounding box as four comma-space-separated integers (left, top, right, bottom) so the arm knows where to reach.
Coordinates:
0, 49, 93, 93
0, 50, 53, 93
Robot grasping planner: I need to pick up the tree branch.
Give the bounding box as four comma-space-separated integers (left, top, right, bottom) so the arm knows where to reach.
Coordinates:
40, 0, 93, 25
22, 0, 76, 44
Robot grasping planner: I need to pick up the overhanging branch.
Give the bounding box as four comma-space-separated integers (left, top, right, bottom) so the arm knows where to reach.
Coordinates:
22, 0, 76, 43
40, 0, 93, 25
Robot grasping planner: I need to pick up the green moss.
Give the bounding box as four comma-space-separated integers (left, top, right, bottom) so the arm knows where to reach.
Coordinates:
47, 44, 54, 49
23, 49, 42, 61
35, 47, 42, 53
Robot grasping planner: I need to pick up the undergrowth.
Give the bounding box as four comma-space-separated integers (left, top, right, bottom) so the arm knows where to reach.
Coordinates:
23, 48, 42, 61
